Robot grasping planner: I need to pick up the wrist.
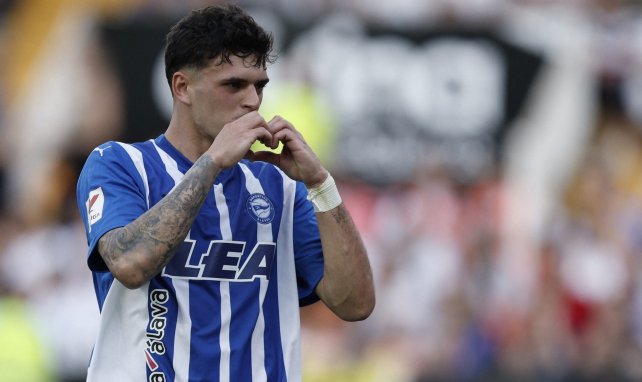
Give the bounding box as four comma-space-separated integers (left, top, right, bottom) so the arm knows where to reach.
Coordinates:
204, 150, 229, 170
306, 173, 342, 213
304, 170, 330, 189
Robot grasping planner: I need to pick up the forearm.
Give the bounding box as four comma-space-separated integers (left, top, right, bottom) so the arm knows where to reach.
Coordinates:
315, 204, 375, 321
98, 154, 220, 288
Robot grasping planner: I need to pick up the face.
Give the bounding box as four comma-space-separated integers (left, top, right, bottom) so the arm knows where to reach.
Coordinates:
183, 55, 269, 140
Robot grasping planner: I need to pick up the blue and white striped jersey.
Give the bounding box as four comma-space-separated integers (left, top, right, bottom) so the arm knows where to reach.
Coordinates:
76, 135, 324, 382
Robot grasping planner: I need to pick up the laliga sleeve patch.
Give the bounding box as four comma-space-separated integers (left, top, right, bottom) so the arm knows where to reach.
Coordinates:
86, 187, 105, 229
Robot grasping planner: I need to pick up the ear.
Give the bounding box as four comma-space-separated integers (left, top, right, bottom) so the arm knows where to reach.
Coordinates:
171, 71, 192, 106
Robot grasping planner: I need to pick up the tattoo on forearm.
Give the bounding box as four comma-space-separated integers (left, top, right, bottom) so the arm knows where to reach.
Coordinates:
100, 155, 217, 278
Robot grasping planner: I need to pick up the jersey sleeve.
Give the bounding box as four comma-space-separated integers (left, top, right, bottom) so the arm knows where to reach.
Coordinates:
76, 142, 149, 271
292, 181, 324, 306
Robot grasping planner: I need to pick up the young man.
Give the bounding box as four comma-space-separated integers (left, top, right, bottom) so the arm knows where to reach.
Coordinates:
76, 3, 374, 382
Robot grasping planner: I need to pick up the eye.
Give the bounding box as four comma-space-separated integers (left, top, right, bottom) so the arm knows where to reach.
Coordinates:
225, 81, 243, 90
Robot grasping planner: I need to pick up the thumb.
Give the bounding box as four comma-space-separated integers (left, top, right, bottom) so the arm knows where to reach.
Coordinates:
243, 150, 256, 161
251, 150, 281, 166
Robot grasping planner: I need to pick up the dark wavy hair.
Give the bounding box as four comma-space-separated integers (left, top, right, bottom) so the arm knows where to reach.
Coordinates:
164, 3, 275, 90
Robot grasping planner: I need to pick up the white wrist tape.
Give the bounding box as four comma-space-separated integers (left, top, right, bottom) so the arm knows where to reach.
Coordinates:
306, 174, 342, 213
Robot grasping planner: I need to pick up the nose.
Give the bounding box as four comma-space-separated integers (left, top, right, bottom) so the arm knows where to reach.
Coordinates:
243, 87, 261, 111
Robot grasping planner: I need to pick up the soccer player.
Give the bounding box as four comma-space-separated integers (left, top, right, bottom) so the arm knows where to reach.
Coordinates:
76, 4, 375, 382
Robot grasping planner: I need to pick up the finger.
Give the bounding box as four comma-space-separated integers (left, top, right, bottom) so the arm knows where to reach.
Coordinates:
274, 128, 304, 149
252, 126, 275, 148
267, 116, 310, 150
235, 111, 270, 130
265, 121, 286, 149
267, 115, 295, 135
273, 120, 308, 145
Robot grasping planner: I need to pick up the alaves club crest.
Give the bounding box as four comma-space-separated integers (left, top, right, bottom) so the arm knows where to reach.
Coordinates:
246, 193, 275, 224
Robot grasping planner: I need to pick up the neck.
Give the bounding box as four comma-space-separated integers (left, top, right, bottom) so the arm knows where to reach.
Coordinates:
164, 115, 213, 163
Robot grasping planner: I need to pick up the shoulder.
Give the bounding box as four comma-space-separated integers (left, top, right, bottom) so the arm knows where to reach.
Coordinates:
79, 140, 157, 187
84, 140, 155, 166
82, 141, 122, 170
86, 141, 128, 160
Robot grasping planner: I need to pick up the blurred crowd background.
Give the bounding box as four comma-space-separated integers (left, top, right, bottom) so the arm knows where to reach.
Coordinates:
1, 0, 642, 381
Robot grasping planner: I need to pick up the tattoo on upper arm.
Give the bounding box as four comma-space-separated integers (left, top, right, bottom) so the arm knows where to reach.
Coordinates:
99, 155, 217, 277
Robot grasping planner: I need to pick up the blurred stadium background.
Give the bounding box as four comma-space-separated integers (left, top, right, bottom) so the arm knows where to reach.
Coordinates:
2, 0, 642, 381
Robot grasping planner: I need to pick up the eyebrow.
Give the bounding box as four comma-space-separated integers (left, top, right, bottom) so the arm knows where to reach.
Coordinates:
222, 77, 270, 86
256, 78, 270, 87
